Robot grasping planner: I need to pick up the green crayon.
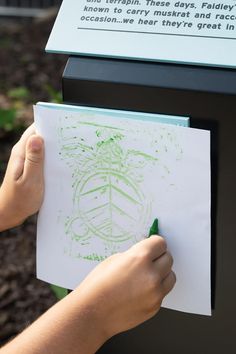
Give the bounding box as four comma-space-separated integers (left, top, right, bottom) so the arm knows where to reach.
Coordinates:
148, 218, 159, 237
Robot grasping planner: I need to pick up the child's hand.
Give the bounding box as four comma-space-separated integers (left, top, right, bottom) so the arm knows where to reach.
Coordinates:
0, 124, 44, 231
73, 236, 176, 340
1, 236, 175, 354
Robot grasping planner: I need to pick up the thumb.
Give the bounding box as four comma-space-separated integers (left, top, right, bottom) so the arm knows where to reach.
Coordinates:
23, 135, 44, 179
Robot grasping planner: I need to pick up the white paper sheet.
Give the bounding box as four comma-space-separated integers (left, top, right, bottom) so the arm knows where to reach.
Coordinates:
34, 103, 211, 316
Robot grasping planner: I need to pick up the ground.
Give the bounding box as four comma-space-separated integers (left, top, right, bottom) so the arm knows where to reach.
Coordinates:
0, 13, 68, 346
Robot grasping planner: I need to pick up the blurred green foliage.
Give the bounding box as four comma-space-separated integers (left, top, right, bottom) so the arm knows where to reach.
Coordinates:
8, 87, 31, 101
0, 36, 12, 49
45, 84, 63, 103
50, 285, 68, 300
0, 86, 31, 134
0, 84, 62, 136
0, 108, 17, 132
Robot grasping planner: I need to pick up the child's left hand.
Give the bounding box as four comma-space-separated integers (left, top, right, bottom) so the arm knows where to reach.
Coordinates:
0, 124, 44, 231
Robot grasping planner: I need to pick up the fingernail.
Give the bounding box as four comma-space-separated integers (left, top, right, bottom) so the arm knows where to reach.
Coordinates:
30, 137, 43, 152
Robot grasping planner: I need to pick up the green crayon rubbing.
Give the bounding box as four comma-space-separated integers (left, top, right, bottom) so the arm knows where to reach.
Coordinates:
58, 118, 181, 260
148, 218, 159, 237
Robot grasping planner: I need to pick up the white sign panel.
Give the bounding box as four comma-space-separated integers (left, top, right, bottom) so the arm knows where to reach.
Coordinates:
46, 0, 236, 67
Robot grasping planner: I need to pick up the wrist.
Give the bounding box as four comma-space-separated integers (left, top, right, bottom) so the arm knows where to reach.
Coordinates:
0, 190, 25, 231
0, 200, 12, 232
2, 288, 110, 354
0, 206, 21, 232
71, 288, 111, 343
53, 288, 111, 353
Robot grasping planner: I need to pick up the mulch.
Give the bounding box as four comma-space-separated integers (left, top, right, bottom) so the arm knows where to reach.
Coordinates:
0, 217, 57, 345
0, 13, 68, 347
0, 13, 67, 100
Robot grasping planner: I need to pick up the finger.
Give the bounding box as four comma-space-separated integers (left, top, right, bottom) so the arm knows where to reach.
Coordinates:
130, 236, 167, 261
162, 271, 176, 296
20, 124, 36, 143
6, 125, 36, 181
22, 135, 44, 182
153, 251, 173, 278
15, 124, 36, 158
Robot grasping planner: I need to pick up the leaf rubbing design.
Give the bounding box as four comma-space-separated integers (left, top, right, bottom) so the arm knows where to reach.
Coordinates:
75, 169, 145, 242
58, 116, 181, 261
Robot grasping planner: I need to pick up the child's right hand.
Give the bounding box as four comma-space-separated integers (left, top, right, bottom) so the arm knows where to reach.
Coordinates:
1, 236, 175, 354
73, 235, 176, 340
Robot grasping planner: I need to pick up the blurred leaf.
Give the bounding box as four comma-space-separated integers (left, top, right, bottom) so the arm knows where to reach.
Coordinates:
8, 87, 30, 100
50, 285, 68, 300
0, 108, 17, 131
0, 37, 12, 49
45, 84, 62, 103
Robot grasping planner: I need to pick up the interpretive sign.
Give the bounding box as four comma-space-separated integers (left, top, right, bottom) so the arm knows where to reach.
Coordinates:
46, 0, 236, 67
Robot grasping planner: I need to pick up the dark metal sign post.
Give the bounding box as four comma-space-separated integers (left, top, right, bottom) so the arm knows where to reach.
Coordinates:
63, 56, 236, 354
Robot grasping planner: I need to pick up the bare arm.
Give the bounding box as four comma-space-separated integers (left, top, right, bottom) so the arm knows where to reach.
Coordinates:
0, 125, 176, 353
1, 237, 176, 354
